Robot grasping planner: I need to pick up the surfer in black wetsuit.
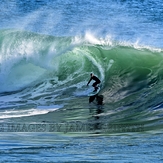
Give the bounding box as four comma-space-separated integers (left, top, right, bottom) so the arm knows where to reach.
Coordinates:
87, 73, 101, 92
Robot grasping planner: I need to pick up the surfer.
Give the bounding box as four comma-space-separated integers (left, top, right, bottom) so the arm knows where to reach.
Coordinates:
87, 73, 101, 92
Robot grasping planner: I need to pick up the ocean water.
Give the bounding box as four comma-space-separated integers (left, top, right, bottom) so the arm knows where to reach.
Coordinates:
0, 0, 163, 162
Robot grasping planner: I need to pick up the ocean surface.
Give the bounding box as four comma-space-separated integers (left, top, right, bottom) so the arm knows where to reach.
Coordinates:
0, 0, 163, 162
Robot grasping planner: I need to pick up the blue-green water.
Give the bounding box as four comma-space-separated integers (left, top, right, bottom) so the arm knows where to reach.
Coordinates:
0, 0, 163, 162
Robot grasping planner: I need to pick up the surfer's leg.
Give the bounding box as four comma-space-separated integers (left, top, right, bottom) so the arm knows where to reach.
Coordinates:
93, 82, 98, 91
94, 86, 98, 91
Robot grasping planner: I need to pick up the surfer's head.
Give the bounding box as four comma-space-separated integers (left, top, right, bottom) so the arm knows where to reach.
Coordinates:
90, 73, 94, 77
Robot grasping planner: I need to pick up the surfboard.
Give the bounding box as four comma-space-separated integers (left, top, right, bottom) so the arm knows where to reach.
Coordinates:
88, 86, 101, 97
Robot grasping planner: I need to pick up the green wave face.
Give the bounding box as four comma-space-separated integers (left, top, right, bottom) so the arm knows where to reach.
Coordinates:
0, 29, 163, 94
1, 30, 162, 89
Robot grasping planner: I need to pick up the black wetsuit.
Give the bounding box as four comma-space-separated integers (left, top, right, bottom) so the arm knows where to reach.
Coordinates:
87, 76, 101, 87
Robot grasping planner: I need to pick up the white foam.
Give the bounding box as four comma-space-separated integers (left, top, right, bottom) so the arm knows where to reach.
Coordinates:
85, 32, 102, 45
0, 106, 61, 119
76, 48, 105, 82
107, 59, 114, 71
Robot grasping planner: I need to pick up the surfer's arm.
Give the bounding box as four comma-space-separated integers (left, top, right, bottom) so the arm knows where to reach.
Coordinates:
87, 77, 92, 86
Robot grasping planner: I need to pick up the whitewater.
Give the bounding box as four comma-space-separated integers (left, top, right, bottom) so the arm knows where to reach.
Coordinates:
0, 0, 163, 162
